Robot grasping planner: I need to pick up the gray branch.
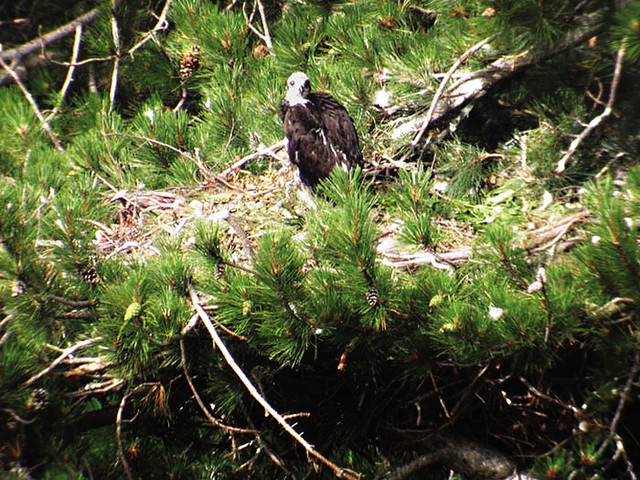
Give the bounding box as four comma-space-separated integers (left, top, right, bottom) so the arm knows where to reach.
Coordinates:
391, 9, 608, 142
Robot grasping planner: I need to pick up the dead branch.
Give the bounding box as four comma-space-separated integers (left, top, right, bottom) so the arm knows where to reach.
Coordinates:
45, 25, 82, 122
128, 0, 172, 57
188, 285, 362, 480
557, 44, 625, 173
67, 378, 124, 397
597, 352, 640, 459
0, 56, 64, 151
411, 36, 493, 147
116, 389, 134, 480
109, 2, 121, 110
25, 337, 101, 386
391, 9, 607, 143
220, 138, 287, 178
378, 431, 514, 480
379, 209, 591, 271
0, 6, 104, 65
242, 0, 273, 52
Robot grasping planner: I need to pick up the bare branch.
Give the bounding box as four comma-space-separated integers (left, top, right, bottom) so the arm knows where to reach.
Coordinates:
391, 9, 607, 143
411, 36, 493, 147
0, 56, 64, 151
109, 2, 121, 110
557, 44, 625, 173
46, 25, 83, 122
128, 0, 173, 57
597, 352, 640, 458
25, 337, 101, 386
242, 0, 273, 52
116, 390, 134, 480
379, 209, 591, 271
0, 7, 104, 64
188, 285, 362, 480
219, 139, 287, 177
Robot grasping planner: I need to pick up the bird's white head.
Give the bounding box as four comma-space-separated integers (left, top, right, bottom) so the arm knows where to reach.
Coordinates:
285, 71, 311, 106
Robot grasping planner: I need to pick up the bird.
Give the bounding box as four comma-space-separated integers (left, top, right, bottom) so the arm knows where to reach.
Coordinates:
279, 72, 363, 188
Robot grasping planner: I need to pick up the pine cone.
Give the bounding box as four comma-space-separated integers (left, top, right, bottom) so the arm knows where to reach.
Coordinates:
79, 255, 100, 284
179, 46, 201, 80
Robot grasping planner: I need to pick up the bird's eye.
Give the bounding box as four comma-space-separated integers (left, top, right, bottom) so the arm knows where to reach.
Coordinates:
289, 80, 295, 86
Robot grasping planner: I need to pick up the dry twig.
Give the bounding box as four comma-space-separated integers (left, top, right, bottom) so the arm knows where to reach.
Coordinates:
25, 337, 101, 386
108, 1, 121, 110
128, 0, 173, 56
242, 0, 273, 52
220, 139, 287, 178
180, 338, 258, 434
557, 45, 626, 173
46, 25, 82, 122
411, 36, 493, 147
116, 390, 134, 480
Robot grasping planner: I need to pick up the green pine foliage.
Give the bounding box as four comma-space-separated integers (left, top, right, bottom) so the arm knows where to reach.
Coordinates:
1, 0, 640, 478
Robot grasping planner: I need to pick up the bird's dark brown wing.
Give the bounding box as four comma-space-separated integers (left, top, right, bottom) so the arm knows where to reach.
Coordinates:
283, 104, 342, 187
307, 92, 363, 167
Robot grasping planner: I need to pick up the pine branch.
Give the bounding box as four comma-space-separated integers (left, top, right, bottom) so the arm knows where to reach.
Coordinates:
557, 44, 626, 173
188, 285, 362, 480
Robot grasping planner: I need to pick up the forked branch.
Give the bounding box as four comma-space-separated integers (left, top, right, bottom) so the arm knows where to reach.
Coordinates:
188, 285, 362, 480
557, 44, 625, 173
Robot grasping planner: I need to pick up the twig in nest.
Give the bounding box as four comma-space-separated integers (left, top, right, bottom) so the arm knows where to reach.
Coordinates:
557, 45, 625, 173
226, 214, 255, 260
220, 139, 287, 178
109, 133, 246, 192
0, 57, 64, 151
188, 285, 362, 480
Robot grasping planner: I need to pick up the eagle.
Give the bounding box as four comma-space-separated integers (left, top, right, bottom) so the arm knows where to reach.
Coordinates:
279, 72, 363, 187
